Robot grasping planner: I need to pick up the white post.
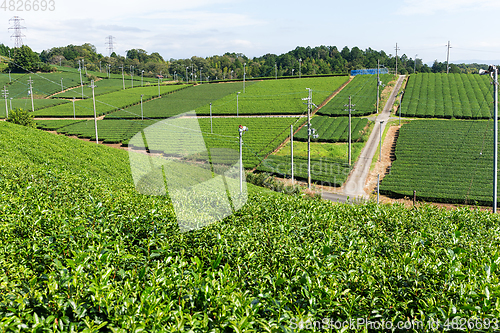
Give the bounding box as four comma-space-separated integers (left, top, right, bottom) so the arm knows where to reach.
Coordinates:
379, 121, 384, 162
141, 70, 144, 87
307, 88, 312, 189
377, 174, 380, 204
28, 77, 34, 112
349, 96, 352, 166
3, 86, 8, 119
90, 80, 98, 144
141, 94, 144, 120
121, 65, 125, 90
239, 128, 243, 193
291, 124, 294, 184
78, 60, 83, 98
60, 78, 63, 92
158, 77, 161, 98
131, 66, 134, 88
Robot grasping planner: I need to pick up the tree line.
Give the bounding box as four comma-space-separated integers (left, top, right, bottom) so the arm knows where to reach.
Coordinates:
0, 43, 491, 78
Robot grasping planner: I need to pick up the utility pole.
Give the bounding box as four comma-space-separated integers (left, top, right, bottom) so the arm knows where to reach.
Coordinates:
345, 96, 355, 166
90, 80, 98, 144
78, 60, 84, 99
446, 41, 452, 74
28, 77, 34, 112
395, 43, 400, 75
302, 88, 318, 190
120, 65, 125, 90
2, 86, 8, 119
479, 66, 498, 212
414, 54, 418, 74
377, 59, 380, 113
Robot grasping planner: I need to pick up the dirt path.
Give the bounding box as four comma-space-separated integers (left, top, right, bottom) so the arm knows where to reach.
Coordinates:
365, 124, 400, 198
342, 75, 405, 199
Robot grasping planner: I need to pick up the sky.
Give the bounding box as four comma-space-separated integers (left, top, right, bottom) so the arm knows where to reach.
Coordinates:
1, 0, 499, 64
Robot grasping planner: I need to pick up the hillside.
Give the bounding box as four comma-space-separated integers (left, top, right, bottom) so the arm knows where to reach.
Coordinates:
2, 122, 500, 330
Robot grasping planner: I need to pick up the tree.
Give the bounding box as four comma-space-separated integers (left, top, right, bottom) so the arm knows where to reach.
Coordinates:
8, 45, 40, 72
7, 108, 35, 128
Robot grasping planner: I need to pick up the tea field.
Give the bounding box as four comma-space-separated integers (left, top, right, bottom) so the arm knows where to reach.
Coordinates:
32, 85, 188, 117
3, 121, 500, 330
401, 73, 494, 119
380, 119, 499, 205
317, 74, 394, 116
107, 82, 244, 119
193, 76, 349, 116
294, 115, 369, 143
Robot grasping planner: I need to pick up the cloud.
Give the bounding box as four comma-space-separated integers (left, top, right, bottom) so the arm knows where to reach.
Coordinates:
397, 0, 500, 15
96, 25, 149, 33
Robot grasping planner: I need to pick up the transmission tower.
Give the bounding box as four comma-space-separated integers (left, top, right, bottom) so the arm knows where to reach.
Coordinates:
9, 16, 26, 48
105, 35, 115, 56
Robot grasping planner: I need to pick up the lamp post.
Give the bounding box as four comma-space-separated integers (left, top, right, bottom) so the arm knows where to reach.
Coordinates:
200, 67, 203, 84
186, 67, 189, 83
141, 70, 144, 87
480, 66, 499, 213
238, 125, 248, 193
299, 58, 302, 78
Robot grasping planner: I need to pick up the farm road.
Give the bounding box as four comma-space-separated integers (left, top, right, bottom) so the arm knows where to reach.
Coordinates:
323, 75, 406, 203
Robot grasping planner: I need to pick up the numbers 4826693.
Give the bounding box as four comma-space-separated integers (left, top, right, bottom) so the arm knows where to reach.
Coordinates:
1, 0, 55, 11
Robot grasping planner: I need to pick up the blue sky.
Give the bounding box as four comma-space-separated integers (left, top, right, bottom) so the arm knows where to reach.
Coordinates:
1, 0, 499, 64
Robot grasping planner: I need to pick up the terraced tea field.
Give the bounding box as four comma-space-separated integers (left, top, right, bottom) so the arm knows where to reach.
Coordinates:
192, 76, 349, 116
380, 119, 498, 205
401, 73, 494, 119
294, 115, 369, 143
32, 85, 188, 117
107, 82, 243, 119
317, 74, 394, 116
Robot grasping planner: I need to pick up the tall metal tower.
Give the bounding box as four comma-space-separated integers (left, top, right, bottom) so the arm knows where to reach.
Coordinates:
105, 35, 115, 56
9, 16, 26, 48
